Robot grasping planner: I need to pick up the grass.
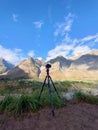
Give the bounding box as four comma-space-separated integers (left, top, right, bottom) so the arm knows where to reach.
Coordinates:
0, 95, 14, 113
0, 90, 64, 115
0, 95, 40, 115
0, 79, 98, 116
39, 90, 64, 108
12, 95, 40, 114
73, 91, 98, 104
0, 79, 43, 95
0, 88, 10, 95
0, 79, 97, 95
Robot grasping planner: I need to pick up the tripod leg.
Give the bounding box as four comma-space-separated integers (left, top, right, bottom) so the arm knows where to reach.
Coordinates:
47, 76, 55, 117
38, 76, 47, 101
49, 76, 61, 99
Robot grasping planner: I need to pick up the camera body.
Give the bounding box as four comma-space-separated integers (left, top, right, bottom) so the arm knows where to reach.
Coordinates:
46, 64, 51, 69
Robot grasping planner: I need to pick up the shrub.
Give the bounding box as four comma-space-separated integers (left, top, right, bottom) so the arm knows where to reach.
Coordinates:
0, 95, 40, 115
39, 90, 64, 108
12, 95, 40, 114
0, 88, 10, 95
0, 95, 14, 113
73, 91, 98, 104
0, 89, 65, 115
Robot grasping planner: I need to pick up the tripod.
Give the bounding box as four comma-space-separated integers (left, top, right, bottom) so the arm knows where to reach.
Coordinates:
39, 64, 61, 117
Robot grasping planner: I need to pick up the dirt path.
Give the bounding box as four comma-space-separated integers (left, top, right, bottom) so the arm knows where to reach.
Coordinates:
0, 102, 98, 130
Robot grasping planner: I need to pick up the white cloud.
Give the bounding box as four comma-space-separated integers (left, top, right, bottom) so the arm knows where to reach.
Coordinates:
33, 21, 43, 28
37, 57, 43, 60
0, 45, 26, 65
12, 13, 18, 22
27, 50, 35, 57
81, 33, 98, 43
64, 13, 74, 31
46, 44, 74, 61
47, 33, 98, 60
95, 37, 98, 42
72, 46, 91, 57
54, 13, 75, 36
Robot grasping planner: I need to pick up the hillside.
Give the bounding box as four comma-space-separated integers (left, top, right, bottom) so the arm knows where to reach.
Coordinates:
1, 58, 44, 79
1, 50, 98, 80
40, 54, 98, 80
8, 58, 42, 79
0, 58, 14, 74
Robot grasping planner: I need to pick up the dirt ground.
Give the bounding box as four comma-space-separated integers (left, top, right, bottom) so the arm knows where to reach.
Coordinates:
0, 102, 98, 130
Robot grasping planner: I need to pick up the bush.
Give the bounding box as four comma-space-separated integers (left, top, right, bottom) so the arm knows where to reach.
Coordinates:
0, 91, 64, 115
0, 95, 14, 113
0, 95, 40, 115
73, 91, 98, 104
0, 88, 10, 95
39, 90, 64, 108
13, 95, 40, 114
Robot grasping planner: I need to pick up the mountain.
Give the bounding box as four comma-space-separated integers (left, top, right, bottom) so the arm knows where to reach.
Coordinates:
39, 56, 72, 80
70, 54, 98, 70
0, 58, 14, 74
48, 56, 72, 68
1, 58, 42, 79
40, 54, 98, 80
34, 58, 45, 67
1, 50, 98, 80
69, 49, 98, 60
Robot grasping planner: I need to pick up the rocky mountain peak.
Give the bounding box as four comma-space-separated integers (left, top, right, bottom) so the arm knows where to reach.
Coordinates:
48, 55, 72, 68
1, 50, 98, 80
0, 58, 14, 74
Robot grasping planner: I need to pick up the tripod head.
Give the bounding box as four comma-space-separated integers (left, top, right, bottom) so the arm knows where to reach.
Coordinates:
46, 64, 51, 69
46, 64, 51, 76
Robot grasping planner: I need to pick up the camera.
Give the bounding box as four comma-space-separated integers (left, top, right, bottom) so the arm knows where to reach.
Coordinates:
46, 64, 51, 69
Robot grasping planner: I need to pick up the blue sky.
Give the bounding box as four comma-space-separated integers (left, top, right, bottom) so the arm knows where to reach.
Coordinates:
0, 0, 98, 64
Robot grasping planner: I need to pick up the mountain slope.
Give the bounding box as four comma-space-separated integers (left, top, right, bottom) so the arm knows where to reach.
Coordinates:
1, 51, 98, 80
0, 58, 14, 74
4, 58, 41, 79
71, 54, 98, 70
40, 54, 98, 80
48, 56, 72, 68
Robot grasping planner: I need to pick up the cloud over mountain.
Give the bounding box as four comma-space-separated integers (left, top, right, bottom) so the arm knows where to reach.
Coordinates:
0, 45, 26, 65
46, 33, 98, 60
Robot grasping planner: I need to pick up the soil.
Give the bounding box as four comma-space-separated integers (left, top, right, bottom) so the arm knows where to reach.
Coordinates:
0, 101, 98, 130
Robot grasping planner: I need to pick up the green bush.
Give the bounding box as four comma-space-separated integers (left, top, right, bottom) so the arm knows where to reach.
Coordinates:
12, 95, 40, 114
73, 91, 98, 104
39, 90, 64, 108
0, 88, 10, 95
0, 95, 40, 115
0, 95, 14, 113
0, 92, 64, 115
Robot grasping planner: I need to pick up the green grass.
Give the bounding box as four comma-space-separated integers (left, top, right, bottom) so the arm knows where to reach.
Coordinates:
0, 88, 10, 95
1, 79, 97, 95
12, 95, 40, 114
1, 79, 98, 116
0, 79, 43, 95
0, 90, 64, 115
0, 95, 14, 113
39, 90, 64, 108
73, 91, 98, 104
0, 95, 40, 115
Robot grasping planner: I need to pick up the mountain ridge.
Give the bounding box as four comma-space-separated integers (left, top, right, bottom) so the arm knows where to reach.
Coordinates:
0, 58, 14, 74
1, 50, 98, 80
